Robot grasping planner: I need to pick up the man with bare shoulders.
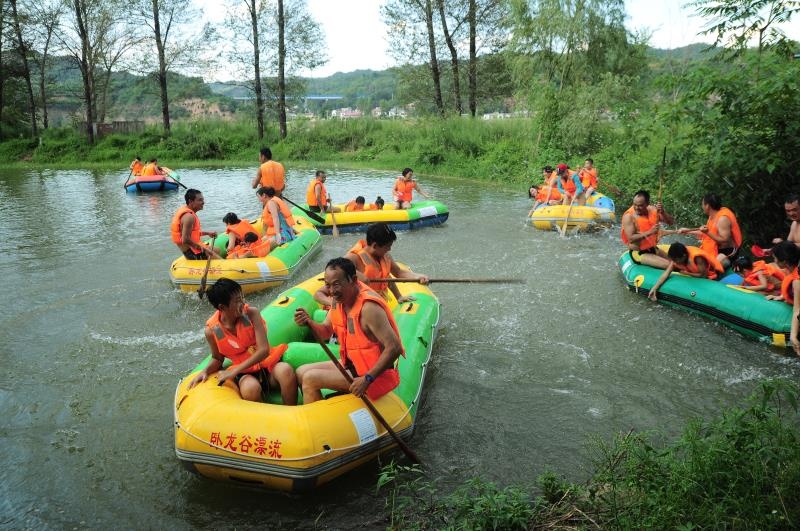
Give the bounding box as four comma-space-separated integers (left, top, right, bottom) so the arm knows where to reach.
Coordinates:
772, 194, 800, 249
293, 258, 404, 404
620, 189, 675, 269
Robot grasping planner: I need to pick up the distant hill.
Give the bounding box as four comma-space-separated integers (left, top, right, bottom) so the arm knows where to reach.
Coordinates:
647, 43, 717, 61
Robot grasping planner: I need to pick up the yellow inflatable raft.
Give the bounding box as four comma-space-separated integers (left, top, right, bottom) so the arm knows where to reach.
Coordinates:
530, 193, 616, 232
174, 271, 440, 490
169, 217, 322, 295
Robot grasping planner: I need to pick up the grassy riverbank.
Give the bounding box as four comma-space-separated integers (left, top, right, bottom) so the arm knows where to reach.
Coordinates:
378, 380, 800, 530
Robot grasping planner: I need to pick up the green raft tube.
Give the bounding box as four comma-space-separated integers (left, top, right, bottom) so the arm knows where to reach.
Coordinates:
618, 248, 792, 347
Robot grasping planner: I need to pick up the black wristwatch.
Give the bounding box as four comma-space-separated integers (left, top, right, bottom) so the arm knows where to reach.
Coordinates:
364, 374, 375, 385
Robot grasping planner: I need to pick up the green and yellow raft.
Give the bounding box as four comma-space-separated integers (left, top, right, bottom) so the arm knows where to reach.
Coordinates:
292, 200, 449, 234
618, 248, 792, 347
173, 271, 440, 491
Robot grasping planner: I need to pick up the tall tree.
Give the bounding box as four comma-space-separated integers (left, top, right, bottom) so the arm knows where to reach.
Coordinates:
468, 0, 476, 116
9, 0, 37, 136
61, 0, 101, 143
436, 0, 463, 114
423, 0, 444, 115
26, 0, 64, 130
0, 0, 7, 137
277, 0, 286, 138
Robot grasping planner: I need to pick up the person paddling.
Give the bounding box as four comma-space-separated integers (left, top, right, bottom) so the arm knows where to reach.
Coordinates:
170, 189, 221, 260
577, 158, 598, 205
621, 189, 675, 269
188, 278, 297, 404
305, 170, 340, 215
555, 164, 584, 205
679, 193, 742, 269
129, 156, 143, 176
294, 258, 405, 404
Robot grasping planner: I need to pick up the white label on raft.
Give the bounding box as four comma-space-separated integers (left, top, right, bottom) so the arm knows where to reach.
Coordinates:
349, 408, 378, 444
256, 261, 271, 279
417, 206, 437, 217
621, 261, 632, 275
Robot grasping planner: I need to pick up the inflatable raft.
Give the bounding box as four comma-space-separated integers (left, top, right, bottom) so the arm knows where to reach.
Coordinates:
530, 193, 615, 232
125, 168, 182, 192
174, 271, 440, 490
618, 248, 792, 347
169, 217, 322, 294
291, 200, 449, 235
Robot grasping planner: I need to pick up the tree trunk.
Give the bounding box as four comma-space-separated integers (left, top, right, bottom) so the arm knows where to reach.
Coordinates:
468, 0, 476, 117
38, 27, 54, 129
436, 0, 462, 115
74, 0, 94, 144
0, 0, 6, 138
248, 0, 264, 140
10, 0, 39, 137
277, 0, 287, 138
152, 0, 170, 134
424, 0, 444, 116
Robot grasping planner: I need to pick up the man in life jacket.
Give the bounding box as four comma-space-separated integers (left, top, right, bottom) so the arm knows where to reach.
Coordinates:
621, 189, 676, 269
345, 196, 373, 212
251, 147, 285, 195
392, 167, 430, 209
170, 189, 221, 260
647, 242, 725, 301
188, 278, 297, 404
305, 170, 340, 215
129, 156, 143, 176
222, 212, 258, 255
765, 241, 800, 355
577, 158, 598, 206
293, 258, 405, 403
227, 232, 271, 259
771, 193, 800, 250
679, 193, 742, 268
555, 163, 584, 205
257, 186, 297, 246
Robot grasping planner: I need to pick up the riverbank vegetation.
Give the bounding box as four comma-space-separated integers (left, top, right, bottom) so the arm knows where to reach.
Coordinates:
377, 380, 800, 529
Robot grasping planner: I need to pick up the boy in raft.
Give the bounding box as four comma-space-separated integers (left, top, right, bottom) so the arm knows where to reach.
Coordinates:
257, 186, 297, 245
679, 193, 742, 268
577, 158, 598, 206
621, 189, 676, 269
305, 170, 340, 215
765, 242, 800, 355
647, 242, 725, 301
251, 147, 285, 195
129, 156, 143, 176
227, 232, 271, 259
345, 196, 368, 212
170, 189, 222, 260
732, 256, 783, 293
222, 212, 258, 254
555, 163, 584, 205
392, 167, 430, 209
293, 258, 404, 404
188, 278, 297, 404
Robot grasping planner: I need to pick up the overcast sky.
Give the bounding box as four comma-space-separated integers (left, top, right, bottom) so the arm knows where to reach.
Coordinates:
199, 0, 800, 79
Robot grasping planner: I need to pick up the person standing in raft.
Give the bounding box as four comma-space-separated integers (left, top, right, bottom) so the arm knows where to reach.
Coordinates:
129, 156, 143, 176
555, 163, 584, 205
766, 242, 800, 355
294, 258, 404, 404
251, 147, 285, 195
305, 170, 340, 215
577, 158, 598, 205
621, 189, 676, 269
171, 189, 221, 260
222, 212, 258, 255
257, 186, 297, 246
392, 168, 430, 209
648, 242, 725, 301
188, 278, 298, 404
679, 193, 742, 269
772, 193, 800, 249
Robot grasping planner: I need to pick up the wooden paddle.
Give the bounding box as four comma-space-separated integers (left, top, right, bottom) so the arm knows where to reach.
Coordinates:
197, 236, 216, 299
328, 196, 340, 238
307, 327, 421, 465
123, 169, 132, 188
559, 195, 576, 237
657, 146, 667, 205
368, 278, 524, 284
164, 169, 187, 189
280, 195, 326, 224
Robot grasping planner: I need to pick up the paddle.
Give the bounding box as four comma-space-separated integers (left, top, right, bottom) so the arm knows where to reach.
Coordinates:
559, 195, 576, 237
123, 169, 132, 188
163, 168, 187, 189
367, 278, 524, 284
280, 195, 326, 224
197, 236, 216, 300
328, 196, 340, 238
657, 146, 667, 205
307, 327, 421, 465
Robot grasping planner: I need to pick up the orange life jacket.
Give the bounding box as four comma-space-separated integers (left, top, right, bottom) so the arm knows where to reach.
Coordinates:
258, 160, 285, 191
170, 206, 201, 253
744, 261, 784, 291
305, 178, 328, 207
536, 186, 561, 202
330, 281, 404, 400
262, 196, 296, 237
349, 239, 392, 295
345, 201, 365, 212
620, 206, 659, 251
579, 167, 598, 188
141, 162, 159, 176
780, 267, 799, 305
700, 207, 743, 256
130, 160, 143, 175
560, 174, 577, 195
225, 220, 258, 243
228, 239, 270, 259
206, 305, 287, 372
394, 178, 415, 202
674, 246, 725, 280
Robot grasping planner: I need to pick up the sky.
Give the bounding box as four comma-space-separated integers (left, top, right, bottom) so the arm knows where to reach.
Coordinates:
199, 0, 800, 80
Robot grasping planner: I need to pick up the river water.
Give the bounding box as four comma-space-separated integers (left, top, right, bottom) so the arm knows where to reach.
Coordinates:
1, 166, 798, 529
